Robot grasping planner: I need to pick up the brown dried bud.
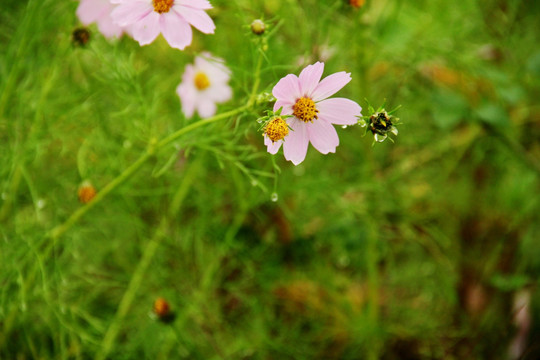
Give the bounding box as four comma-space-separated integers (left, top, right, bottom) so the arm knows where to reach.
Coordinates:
72, 27, 90, 47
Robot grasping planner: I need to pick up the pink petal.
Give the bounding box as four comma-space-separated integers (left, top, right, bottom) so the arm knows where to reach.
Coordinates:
196, 98, 217, 118
111, 1, 152, 27
160, 11, 192, 50
195, 53, 230, 83
272, 74, 301, 103
273, 99, 294, 114
316, 98, 362, 125
283, 119, 309, 165
311, 71, 351, 101
175, 0, 213, 10
174, 6, 215, 34
298, 62, 324, 98
131, 11, 160, 45
97, 16, 124, 39
76, 0, 105, 24
206, 83, 232, 103
177, 83, 196, 118
307, 120, 339, 154
264, 136, 283, 155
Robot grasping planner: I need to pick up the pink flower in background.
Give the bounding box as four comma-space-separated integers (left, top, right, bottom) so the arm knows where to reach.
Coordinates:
176, 53, 232, 118
77, 0, 125, 39
111, 0, 215, 50
266, 62, 362, 165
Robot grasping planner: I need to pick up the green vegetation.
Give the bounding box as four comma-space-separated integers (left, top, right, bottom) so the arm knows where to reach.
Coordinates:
1, 0, 539, 359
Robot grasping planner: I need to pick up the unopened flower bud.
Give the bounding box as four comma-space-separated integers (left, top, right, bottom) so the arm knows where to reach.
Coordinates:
349, 0, 366, 8
153, 297, 175, 323
78, 181, 96, 204
251, 19, 266, 35
72, 27, 90, 47
368, 111, 399, 142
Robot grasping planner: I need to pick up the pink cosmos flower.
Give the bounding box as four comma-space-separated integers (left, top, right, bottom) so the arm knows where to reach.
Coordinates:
265, 62, 362, 165
176, 53, 232, 118
110, 0, 215, 50
76, 0, 125, 39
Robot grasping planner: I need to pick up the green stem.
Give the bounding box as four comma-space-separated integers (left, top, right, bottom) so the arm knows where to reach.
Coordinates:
48, 105, 248, 241
94, 220, 164, 360
247, 48, 264, 108
94, 159, 201, 360
483, 122, 540, 177
47, 150, 154, 241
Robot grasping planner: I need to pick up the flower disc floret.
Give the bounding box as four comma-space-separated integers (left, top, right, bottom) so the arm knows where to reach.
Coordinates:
194, 72, 210, 90
264, 117, 289, 143
153, 0, 173, 13
293, 97, 319, 123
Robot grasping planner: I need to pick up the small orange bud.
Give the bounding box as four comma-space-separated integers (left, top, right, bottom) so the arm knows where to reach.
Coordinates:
153, 297, 175, 323
350, 0, 366, 8
153, 297, 170, 317
78, 181, 96, 204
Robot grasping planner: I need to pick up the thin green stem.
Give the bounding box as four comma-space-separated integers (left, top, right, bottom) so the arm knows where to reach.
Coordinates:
48, 105, 248, 241
94, 220, 164, 360
47, 150, 154, 241
483, 122, 540, 177
247, 48, 264, 107
94, 159, 200, 360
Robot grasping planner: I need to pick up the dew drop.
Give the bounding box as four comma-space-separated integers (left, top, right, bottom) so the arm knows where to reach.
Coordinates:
341, 125, 348, 129
270, 192, 278, 202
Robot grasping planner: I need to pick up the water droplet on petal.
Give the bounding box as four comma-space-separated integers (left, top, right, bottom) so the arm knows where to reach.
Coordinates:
270, 192, 278, 202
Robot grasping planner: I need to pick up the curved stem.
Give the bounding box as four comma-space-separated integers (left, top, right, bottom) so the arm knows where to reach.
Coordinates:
47, 105, 249, 241
247, 47, 264, 107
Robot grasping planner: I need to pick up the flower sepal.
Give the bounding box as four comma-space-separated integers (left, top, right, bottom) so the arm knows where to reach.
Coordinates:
359, 101, 401, 144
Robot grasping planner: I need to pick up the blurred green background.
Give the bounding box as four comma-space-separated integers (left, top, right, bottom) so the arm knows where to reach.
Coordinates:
1, 0, 539, 359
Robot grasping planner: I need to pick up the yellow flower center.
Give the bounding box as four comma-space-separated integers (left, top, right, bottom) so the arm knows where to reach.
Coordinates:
194, 72, 210, 90
264, 117, 289, 143
153, 0, 174, 14
293, 97, 319, 123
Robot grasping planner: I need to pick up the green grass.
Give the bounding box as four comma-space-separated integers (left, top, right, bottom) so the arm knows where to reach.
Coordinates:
1, 0, 540, 359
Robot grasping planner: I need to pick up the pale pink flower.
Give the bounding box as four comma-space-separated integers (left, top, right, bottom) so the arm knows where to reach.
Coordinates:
176, 53, 232, 118
110, 0, 215, 50
76, 0, 125, 39
266, 62, 362, 165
